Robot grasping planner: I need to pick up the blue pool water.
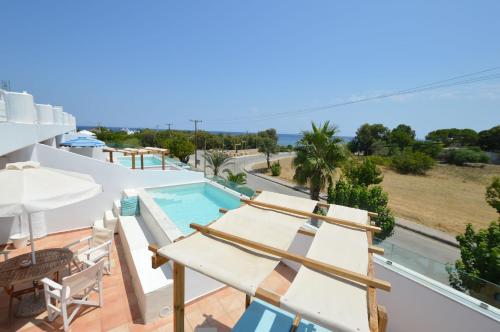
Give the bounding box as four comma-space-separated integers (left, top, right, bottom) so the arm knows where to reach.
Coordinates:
147, 183, 241, 235
118, 155, 190, 169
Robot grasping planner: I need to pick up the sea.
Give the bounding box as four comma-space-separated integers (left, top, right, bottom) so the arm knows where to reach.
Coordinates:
78, 126, 352, 146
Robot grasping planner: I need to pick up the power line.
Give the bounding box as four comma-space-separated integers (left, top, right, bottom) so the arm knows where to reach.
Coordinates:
204, 66, 500, 124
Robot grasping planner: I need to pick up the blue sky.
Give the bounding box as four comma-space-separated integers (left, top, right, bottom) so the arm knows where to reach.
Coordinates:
2, 1, 500, 137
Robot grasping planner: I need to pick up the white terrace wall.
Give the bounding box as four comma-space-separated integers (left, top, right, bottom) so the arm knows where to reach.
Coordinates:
0, 143, 204, 243
286, 232, 500, 332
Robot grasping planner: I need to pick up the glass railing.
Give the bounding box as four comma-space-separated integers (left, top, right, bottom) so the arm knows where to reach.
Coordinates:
208, 176, 255, 197
378, 240, 500, 309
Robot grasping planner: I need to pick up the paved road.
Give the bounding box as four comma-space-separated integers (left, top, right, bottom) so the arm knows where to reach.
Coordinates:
192, 151, 460, 266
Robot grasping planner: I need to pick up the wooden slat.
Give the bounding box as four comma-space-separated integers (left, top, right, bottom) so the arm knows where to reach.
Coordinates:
245, 294, 251, 308
241, 198, 381, 233
296, 228, 384, 255
190, 223, 391, 291
173, 262, 185, 332
148, 244, 169, 269
368, 245, 384, 255
297, 228, 316, 237
255, 287, 281, 307
290, 315, 301, 332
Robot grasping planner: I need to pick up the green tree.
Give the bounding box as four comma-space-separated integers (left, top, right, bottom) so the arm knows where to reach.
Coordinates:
293, 121, 347, 201
349, 123, 389, 155
223, 169, 247, 185
486, 177, 500, 213
478, 125, 500, 151
426, 128, 479, 147
170, 138, 195, 163
205, 150, 234, 177
389, 124, 416, 151
344, 158, 383, 186
447, 222, 500, 292
258, 137, 278, 169
412, 141, 443, 158
447, 179, 500, 303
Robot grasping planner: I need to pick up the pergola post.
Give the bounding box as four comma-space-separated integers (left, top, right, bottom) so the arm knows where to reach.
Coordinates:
245, 294, 251, 308
109, 151, 114, 163
162, 152, 166, 170
173, 262, 185, 332
131, 154, 136, 169
140, 153, 144, 170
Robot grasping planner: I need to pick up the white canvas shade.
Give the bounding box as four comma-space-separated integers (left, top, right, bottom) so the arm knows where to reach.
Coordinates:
158, 193, 317, 295
281, 205, 371, 332
0, 161, 102, 263
156, 191, 389, 332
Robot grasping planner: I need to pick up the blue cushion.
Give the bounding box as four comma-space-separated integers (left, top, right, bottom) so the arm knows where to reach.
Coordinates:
233, 299, 330, 332
120, 197, 139, 216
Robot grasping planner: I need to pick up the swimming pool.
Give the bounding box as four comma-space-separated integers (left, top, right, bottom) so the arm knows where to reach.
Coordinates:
117, 155, 190, 169
146, 182, 242, 235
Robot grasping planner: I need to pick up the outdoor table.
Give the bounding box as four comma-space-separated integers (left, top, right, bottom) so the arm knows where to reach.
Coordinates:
0, 248, 73, 318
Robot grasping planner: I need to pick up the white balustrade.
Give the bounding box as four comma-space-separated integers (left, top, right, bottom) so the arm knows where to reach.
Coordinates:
36, 104, 55, 124
4, 91, 37, 124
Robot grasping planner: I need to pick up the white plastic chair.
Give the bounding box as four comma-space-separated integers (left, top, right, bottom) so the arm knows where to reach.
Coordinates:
41, 260, 104, 332
65, 226, 114, 274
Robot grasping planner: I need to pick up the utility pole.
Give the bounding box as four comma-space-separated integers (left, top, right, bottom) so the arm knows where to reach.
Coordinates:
165, 123, 173, 137
190, 119, 202, 168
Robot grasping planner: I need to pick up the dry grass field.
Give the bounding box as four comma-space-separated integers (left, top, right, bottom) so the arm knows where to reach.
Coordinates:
254, 157, 500, 235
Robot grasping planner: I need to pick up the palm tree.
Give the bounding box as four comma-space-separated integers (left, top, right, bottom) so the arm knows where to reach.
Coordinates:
223, 169, 247, 185
205, 150, 234, 177
293, 121, 347, 201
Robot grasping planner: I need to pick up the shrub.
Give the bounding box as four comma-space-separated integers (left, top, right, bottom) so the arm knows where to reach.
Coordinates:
391, 150, 435, 175
270, 161, 281, 176
442, 147, 490, 166
366, 155, 391, 167
486, 177, 500, 213
328, 179, 395, 240
344, 158, 383, 186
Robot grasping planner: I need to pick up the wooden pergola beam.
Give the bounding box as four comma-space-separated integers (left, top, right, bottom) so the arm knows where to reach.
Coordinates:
148, 244, 169, 269
190, 223, 391, 291
241, 198, 381, 233
296, 227, 384, 255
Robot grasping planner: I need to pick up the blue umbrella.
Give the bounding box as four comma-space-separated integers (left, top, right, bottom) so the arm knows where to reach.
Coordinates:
60, 136, 105, 148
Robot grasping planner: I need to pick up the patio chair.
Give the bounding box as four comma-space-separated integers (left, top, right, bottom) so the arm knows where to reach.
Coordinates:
41, 260, 104, 332
65, 226, 114, 274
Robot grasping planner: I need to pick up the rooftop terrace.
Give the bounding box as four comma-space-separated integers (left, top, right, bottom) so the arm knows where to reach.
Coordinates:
0, 228, 295, 332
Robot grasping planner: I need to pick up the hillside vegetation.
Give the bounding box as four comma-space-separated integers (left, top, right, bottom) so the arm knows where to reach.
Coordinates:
254, 156, 500, 234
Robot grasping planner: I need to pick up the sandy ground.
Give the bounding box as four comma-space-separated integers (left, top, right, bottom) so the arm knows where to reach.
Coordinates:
254, 157, 500, 235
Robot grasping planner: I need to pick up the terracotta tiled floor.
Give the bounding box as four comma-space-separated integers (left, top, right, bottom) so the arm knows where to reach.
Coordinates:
0, 229, 296, 332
